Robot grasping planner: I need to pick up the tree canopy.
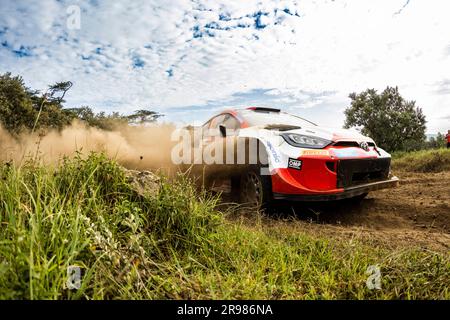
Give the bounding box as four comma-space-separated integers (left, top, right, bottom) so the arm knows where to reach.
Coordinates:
127, 109, 163, 124
0, 72, 163, 134
344, 86, 427, 152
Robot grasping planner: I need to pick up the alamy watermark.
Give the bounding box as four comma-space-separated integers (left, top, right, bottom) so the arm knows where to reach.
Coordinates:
66, 265, 81, 290
66, 5, 81, 30
170, 127, 272, 173
366, 265, 382, 290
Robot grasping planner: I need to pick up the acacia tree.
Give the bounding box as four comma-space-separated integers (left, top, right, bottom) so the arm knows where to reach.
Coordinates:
66, 106, 129, 130
127, 109, 163, 124
344, 86, 427, 152
31, 81, 74, 132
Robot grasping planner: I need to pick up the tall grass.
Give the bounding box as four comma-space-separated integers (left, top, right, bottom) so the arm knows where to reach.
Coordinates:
392, 148, 450, 172
0, 153, 220, 299
0, 153, 448, 299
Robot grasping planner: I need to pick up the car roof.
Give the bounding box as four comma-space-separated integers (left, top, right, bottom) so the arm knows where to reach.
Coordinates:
236, 107, 317, 127
203, 107, 317, 127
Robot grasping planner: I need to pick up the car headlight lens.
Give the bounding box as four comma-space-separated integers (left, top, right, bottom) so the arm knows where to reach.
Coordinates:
281, 133, 331, 149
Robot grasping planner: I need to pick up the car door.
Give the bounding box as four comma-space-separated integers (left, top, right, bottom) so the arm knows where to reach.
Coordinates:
197, 113, 246, 187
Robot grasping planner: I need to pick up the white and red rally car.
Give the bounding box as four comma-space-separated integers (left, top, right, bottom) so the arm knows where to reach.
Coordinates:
187, 107, 399, 207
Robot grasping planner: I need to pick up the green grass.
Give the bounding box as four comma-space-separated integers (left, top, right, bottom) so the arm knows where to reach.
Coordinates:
392, 148, 450, 172
0, 153, 448, 299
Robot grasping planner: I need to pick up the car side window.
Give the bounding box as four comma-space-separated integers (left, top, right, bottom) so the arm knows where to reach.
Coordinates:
203, 114, 240, 138
201, 115, 225, 139
222, 114, 240, 131
209, 115, 226, 129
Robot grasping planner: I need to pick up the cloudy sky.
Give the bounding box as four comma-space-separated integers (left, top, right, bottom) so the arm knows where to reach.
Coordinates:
0, 0, 449, 132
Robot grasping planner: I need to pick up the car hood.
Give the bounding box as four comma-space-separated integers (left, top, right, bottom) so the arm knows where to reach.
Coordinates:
260, 124, 374, 143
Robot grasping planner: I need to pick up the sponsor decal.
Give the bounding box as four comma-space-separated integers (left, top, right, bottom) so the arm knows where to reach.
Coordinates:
301, 149, 330, 157
266, 141, 281, 163
288, 158, 302, 170
332, 148, 361, 158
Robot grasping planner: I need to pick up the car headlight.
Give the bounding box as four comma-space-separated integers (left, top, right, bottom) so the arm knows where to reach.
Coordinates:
281, 133, 331, 149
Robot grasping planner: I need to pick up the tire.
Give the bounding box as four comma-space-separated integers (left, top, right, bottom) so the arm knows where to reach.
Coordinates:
239, 166, 273, 210
230, 175, 241, 202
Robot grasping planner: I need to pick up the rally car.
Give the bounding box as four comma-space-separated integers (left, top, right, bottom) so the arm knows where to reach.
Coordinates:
187, 107, 399, 208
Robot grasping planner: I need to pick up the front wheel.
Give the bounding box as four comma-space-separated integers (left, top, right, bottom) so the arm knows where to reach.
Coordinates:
239, 166, 273, 210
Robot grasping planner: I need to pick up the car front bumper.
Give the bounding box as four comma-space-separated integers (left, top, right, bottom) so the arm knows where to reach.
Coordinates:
272, 176, 399, 201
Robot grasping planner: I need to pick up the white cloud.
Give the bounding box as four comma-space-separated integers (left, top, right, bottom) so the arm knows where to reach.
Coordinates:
0, 0, 449, 132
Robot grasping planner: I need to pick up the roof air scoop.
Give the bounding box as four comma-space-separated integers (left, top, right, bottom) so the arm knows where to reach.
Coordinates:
247, 107, 281, 113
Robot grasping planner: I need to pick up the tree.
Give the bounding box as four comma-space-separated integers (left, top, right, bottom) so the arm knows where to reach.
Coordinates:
344, 87, 426, 152
0, 73, 74, 133
30, 81, 75, 132
66, 106, 128, 130
127, 109, 163, 124
423, 133, 446, 149
435, 133, 447, 149
0, 72, 163, 134
47, 81, 73, 104
0, 73, 37, 132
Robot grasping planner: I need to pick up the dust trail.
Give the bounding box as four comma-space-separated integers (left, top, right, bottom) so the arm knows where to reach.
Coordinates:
0, 121, 178, 172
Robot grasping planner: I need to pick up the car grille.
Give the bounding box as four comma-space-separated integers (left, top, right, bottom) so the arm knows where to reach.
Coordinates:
337, 158, 391, 188
332, 141, 376, 147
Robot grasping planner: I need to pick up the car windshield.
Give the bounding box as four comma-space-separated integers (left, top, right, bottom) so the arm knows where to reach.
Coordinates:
241, 110, 317, 128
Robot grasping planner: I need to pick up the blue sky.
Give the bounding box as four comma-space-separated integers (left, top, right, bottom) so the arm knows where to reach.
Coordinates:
0, 0, 449, 133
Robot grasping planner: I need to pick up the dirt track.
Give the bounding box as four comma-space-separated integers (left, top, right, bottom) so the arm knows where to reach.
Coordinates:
227, 171, 450, 252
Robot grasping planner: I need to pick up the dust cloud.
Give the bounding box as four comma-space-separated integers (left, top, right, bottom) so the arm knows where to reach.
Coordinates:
0, 121, 178, 172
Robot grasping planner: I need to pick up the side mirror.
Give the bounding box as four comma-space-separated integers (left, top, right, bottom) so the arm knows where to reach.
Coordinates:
219, 125, 227, 137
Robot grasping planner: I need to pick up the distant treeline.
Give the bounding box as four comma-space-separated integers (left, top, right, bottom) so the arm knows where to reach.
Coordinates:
1, 72, 447, 152
0, 72, 163, 134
